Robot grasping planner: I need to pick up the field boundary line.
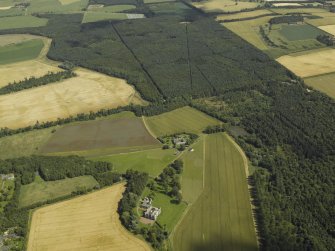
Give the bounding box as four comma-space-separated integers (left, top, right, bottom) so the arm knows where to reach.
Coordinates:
142, 116, 158, 139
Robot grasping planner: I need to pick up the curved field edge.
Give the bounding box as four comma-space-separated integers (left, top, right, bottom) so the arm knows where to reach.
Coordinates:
172, 133, 258, 251
26, 183, 151, 251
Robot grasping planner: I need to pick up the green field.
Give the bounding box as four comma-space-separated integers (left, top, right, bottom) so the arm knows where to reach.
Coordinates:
0, 127, 56, 159
172, 133, 258, 251
82, 12, 128, 23
304, 72, 335, 99
0, 39, 44, 65
0, 16, 48, 30
91, 148, 176, 177
180, 136, 204, 203
27, 0, 89, 14
278, 24, 326, 41
141, 187, 187, 232
144, 106, 220, 137
19, 175, 98, 208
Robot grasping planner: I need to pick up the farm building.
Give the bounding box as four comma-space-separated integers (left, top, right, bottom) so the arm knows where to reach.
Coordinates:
144, 206, 161, 221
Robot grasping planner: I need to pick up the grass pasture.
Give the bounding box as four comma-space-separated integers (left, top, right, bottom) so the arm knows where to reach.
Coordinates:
278, 24, 326, 41
180, 136, 204, 204
172, 133, 257, 251
27, 0, 89, 14
144, 106, 220, 137
304, 72, 335, 99
92, 148, 176, 177
0, 39, 44, 65
41, 113, 160, 155
193, 0, 260, 13
19, 175, 98, 208
0, 16, 48, 30
277, 48, 335, 77
27, 183, 151, 251
0, 68, 141, 129
0, 127, 56, 159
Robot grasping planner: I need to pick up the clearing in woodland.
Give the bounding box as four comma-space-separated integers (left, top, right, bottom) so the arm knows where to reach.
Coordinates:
172, 133, 258, 251
19, 175, 98, 208
27, 183, 151, 251
144, 106, 220, 137
0, 68, 143, 129
277, 48, 335, 78
41, 113, 160, 155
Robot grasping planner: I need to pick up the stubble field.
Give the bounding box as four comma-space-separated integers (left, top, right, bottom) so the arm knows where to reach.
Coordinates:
0, 68, 141, 129
318, 24, 335, 35
277, 48, 335, 78
172, 133, 258, 251
27, 183, 151, 251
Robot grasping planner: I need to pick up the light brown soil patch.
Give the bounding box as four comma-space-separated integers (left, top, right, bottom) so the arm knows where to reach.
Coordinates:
27, 183, 151, 251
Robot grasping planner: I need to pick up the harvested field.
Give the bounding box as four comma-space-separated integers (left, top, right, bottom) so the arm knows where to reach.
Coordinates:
41, 114, 159, 154
193, 0, 259, 13
27, 183, 151, 251
304, 72, 335, 99
19, 175, 98, 208
172, 133, 258, 251
89, 4, 136, 12
318, 24, 335, 35
0, 60, 61, 87
144, 106, 220, 137
277, 48, 335, 77
0, 68, 143, 129
59, 0, 81, 5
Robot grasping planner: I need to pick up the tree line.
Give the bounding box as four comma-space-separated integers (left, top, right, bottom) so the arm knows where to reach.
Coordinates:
0, 70, 76, 95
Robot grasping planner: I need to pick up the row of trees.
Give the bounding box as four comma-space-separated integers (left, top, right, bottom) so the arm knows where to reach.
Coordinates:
269, 15, 304, 24
0, 71, 75, 95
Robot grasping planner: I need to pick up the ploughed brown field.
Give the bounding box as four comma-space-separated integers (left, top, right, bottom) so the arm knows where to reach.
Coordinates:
41, 116, 160, 154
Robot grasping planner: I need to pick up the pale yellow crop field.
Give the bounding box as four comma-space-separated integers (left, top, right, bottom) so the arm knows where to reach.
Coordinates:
0, 68, 142, 129
59, 0, 81, 5
277, 48, 335, 78
27, 183, 151, 251
193, 0, 259, 12
0, 34, 42, 46
0, 60, 62, 87
318, 24, 335, 35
